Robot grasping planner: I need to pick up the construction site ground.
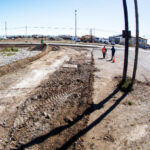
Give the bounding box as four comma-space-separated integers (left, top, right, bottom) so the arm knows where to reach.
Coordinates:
83, 48, 150, 150
0, 45, 149, 150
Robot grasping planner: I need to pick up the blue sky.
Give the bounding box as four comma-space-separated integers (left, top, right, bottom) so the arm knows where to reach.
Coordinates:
0, 0, 150, 43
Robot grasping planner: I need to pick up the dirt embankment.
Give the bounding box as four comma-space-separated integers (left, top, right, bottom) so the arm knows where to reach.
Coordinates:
0, 51, 94, 149
0, 44, 51, 77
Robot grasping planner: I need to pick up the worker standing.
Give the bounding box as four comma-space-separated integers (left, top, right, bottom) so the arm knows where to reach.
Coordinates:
102, 46, 107, 59
111, 46, 116, 61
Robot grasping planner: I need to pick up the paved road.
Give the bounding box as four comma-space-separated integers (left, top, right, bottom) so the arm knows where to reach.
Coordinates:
95, 46, 150, 83
0, 42, 99, 48
0, 42, 124, 49
0, 42, 150, 82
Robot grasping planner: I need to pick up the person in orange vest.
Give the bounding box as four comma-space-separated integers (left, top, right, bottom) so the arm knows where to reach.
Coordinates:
102, 46, 107, 59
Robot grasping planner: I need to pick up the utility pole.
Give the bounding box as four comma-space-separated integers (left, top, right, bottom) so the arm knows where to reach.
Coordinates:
90, 28, 93, 43
93, 28, 95, 37
131, 0, 139, 86
122, 0, 131, 83
75, 10, 77, 42
5, 21, 7, 38
25, 25, 27, 36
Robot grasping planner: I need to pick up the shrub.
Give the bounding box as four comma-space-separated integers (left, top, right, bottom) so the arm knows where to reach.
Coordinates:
11, 47, 18, 52
128, 101, 133, 106
118, 78, 133, 92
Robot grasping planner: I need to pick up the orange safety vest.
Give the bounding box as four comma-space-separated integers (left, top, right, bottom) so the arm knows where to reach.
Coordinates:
102, 47, 106, 53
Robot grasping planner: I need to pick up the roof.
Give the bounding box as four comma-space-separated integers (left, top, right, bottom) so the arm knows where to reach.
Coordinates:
109, 34, 147, 40
109, 35, 122, 38
138, 37, 148, 40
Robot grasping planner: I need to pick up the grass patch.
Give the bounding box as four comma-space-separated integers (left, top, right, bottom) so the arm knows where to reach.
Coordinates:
0, 47, 19, 53
0, 47, 18, 56
6, 52, 16, 56
118, 78, 133, 92
128, 101, 133, 106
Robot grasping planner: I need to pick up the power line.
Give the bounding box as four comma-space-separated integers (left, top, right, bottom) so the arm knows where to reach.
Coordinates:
0, 26, 118, 33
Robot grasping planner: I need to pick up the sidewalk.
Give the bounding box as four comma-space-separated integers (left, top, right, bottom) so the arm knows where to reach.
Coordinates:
83, 48, 150, 150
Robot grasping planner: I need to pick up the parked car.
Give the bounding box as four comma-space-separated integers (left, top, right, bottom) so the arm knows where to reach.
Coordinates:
111, 41, 115, 45
94, 37, 100, 43
76, 38, 80, 42
82, 39, 87, 42
143, 45, 150, 49
104, 41, 108, 44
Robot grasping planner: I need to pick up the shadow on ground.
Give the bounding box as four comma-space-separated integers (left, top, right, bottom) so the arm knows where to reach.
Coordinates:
17, 87, 128, 150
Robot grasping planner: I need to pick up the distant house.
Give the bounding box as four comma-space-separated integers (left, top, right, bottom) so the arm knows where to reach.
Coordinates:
109, 35, 148, 48
134, 37, 147, 48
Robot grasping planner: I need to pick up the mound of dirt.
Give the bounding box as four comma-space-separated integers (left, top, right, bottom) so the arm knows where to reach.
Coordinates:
29, 44, 48, 51
0, 45, 52, 77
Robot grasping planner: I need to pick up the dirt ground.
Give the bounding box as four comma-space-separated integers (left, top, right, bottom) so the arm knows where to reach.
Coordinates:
83, 48, 150, 150
0, 46, 94, 149
0, 45, 149, 150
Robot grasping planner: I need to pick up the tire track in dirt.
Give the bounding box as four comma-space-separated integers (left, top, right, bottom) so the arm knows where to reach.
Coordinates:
0, 47, 94, 149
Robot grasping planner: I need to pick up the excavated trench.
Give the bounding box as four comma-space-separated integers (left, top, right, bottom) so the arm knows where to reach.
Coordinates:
0, 47, 94, 149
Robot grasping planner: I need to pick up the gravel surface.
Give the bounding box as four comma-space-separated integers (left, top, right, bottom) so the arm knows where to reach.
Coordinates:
0, 48, 41, 66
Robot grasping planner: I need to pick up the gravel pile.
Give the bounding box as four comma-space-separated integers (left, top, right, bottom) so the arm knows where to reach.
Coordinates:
0, 48, 41, 66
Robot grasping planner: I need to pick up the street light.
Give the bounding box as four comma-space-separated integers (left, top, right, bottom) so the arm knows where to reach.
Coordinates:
75, 10, 77, 42
5, 21, 7, 38
25, 25, 27, 36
